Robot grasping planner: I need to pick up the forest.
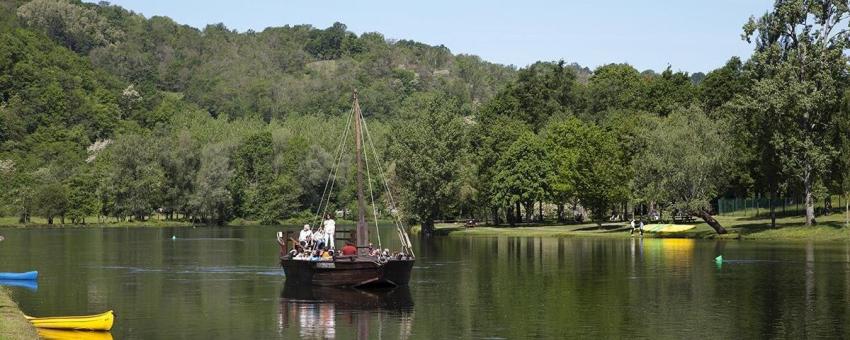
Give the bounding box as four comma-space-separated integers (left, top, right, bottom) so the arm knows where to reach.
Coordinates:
1, 0, 849, 234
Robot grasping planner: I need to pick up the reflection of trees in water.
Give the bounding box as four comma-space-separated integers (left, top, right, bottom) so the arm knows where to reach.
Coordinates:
278, 284, 414, 339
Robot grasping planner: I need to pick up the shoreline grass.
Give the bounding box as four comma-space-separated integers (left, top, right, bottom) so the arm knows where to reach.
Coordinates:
418, 213, 850, 241
0, 215, 392, 229
0, 288, 38, 340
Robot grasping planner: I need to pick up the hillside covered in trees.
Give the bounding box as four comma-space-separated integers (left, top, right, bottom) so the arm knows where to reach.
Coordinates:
1, 0, 848, 234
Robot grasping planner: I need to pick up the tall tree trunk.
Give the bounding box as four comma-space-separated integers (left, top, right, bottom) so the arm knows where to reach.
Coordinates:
538, 201, 543, 222
515, 202, 522, 223
421, 219, 435, 235
524, 202, 533, 222
805, 180, 816, 226
557, 204, 564, 223
507, 205, 515, 226
691, 210, 727, 234
770, 189, 776, 228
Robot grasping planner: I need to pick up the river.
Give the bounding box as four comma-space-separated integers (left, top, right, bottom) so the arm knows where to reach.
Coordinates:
1, 225, 849, 339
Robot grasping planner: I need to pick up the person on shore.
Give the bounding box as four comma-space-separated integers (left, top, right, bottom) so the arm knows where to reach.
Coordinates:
313, 227, 326, 250
299, 224, 312, 247
630, 219, 637, 235
638, 220, 645, 236
341, 242, 357, 256
323, 214, 336, 249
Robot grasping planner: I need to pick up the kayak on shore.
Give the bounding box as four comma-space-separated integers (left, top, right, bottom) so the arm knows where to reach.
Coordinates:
25, 310, 114, 331
0, 271, 38, 280
642, 224, 697, 233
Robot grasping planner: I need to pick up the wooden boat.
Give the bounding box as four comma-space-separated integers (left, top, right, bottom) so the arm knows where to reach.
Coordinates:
0, 271, 37, 280
643, 224, 696, 233
36, 328, 113, 340
25, 310, 114, 331
279, 91, 415, 288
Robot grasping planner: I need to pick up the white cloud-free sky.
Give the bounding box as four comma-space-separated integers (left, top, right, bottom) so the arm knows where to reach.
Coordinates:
89, 0, 774, 73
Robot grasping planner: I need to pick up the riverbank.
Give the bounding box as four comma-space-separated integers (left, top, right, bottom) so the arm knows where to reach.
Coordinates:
417, 213, 850, 241
0, 288, 38, 340
0, 215, 386, 229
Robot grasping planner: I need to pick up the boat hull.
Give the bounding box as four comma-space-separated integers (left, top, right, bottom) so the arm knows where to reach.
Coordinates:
25, 310, 114, 331
281, 257, 414, 288
0, 271, 38, 280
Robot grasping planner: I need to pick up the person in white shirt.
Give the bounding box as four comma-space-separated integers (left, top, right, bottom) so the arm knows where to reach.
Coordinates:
313, 227, 326, 249
299, 224, 312, 247
323, 214, 336, 249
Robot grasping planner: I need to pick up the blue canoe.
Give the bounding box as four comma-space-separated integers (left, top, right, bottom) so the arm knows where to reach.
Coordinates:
0, 271, 38, 280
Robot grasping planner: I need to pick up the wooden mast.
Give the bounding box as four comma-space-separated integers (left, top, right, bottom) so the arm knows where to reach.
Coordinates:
353, 90, 368, 255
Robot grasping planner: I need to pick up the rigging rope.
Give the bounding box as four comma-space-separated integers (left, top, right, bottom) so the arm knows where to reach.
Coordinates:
312, 107, 354, 231
361, 116, 415, 256
362, 114, 382, 249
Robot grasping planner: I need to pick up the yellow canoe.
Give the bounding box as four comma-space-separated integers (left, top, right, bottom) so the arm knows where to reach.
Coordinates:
642, 224, 696, 233
36, 328, 114, 340
25, 310, 114, 331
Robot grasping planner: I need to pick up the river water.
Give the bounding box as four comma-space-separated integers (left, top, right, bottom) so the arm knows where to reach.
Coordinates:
1, 225, 850, 339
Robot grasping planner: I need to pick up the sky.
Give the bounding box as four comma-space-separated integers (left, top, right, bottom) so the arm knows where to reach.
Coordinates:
89, 0, 775, 73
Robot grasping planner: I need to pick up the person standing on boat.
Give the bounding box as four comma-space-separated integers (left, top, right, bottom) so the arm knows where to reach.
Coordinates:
323, 214, 336, 249
299, 224, 312, 247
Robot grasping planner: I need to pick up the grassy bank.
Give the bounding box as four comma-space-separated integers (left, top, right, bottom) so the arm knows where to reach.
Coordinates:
0, 288, 38, 340
0, 215, 196, 228
0, 215, 387, 229
418, 213, 850, 241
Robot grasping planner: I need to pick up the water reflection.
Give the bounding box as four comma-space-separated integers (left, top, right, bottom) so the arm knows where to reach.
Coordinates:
279, 283, 414, 339
0, 279, 37, 291
36, 328, 113, 340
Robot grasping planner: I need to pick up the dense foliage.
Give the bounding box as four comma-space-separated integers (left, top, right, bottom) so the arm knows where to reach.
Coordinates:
1, 0, 849, 233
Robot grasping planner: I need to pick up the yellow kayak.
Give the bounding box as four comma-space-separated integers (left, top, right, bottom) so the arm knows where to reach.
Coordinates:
25, 310, 114, 331
642, 224, 696, 233
36, 328, 113, 340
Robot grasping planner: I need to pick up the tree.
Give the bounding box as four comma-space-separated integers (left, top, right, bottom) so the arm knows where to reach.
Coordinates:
66, 166, 99, 224
159, 130, 199, 220
99, 133, 164, 221
638, 67, 697, 116
231, 131, 274, 218
188, 144, 233, 224
741, 0, 849, 226
635, 106, 730, 234
33, 173, 68, 224
390, 93, 467, 234
585, 63, 643, 115
546, 118, 629, 225
470, 115, 531, 225
256, 174, 302, 224
699, 57, 749, 114
483, 61, 579, 131
491, 132, 551, 224
17, 0, 123, 53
